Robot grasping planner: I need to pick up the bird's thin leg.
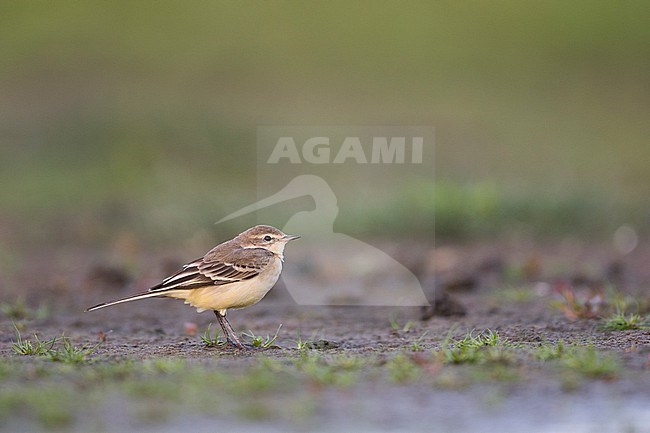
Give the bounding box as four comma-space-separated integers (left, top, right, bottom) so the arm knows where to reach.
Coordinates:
214, 310, 245, 349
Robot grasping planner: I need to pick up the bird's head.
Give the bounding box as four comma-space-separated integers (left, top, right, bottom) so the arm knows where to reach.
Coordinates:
237, 225, 300, 256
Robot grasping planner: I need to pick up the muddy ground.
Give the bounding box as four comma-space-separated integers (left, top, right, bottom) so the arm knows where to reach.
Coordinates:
1, 240, 649, 432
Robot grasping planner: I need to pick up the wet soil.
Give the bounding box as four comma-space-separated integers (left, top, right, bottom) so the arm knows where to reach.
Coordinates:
1, 240, 650, 432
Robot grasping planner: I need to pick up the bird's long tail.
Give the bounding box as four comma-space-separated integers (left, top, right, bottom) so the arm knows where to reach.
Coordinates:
85, 291, 164, 312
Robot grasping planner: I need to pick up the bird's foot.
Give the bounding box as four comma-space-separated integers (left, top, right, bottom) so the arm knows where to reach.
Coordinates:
225, 336, 250, 351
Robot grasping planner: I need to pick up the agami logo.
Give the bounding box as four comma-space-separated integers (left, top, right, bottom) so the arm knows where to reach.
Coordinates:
267, 136, 424, 164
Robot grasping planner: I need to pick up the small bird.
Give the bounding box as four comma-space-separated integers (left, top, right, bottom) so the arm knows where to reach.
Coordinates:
86, 225, 300, 349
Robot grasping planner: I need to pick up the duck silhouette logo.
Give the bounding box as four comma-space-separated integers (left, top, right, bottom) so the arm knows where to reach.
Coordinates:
218, 175, 430, 306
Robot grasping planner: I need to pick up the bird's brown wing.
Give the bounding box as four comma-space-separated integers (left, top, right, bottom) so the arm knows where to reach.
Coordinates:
149, 247, 273, 293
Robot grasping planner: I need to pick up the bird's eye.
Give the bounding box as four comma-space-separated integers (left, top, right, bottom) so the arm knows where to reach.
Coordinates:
263, 235, 273, 242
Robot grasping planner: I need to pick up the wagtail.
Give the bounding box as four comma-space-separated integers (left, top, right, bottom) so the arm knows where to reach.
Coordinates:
86, 225, 300, 349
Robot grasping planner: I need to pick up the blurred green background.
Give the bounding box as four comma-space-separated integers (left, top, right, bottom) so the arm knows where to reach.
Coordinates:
1, 1, 649, 248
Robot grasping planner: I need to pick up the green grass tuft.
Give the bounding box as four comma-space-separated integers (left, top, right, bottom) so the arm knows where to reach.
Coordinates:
438, 329, 513, 365
386, 353, 422, 383
200, 323, 225, 347
561, 345, 621, 379
600, 309, 649, 331
409, 331, 430, 351
243, 324, 283, 348
292, 353, 363, 387
293, 331, 321, 351
388, 312, 415, 333
46, 335, 100, 364
11, 325, 57, 356
533, 340, 567, 361
11, 326, 100, 363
